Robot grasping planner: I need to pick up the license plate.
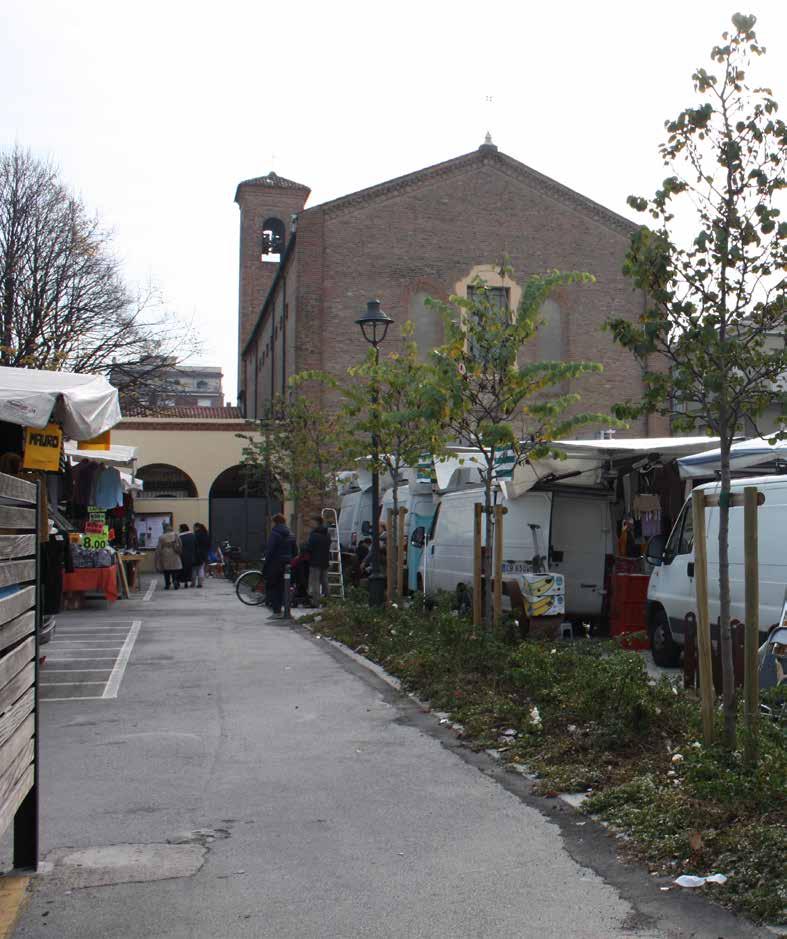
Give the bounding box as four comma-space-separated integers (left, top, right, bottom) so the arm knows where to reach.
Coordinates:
501, 561, 528, 574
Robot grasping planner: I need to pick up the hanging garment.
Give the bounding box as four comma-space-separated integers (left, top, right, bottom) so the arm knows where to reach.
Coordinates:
72, 460, 100, 505
94, 465, 124, 509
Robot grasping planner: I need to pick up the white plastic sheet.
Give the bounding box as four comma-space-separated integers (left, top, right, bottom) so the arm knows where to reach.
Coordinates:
65, 443, 137, 468
0, 366, 121, 440
677, 435, 787, 478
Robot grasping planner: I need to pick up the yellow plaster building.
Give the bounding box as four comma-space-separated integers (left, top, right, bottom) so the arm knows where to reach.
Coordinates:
113, 407, 276, 570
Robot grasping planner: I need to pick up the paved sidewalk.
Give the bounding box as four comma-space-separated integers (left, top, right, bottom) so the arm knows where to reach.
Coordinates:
3, 576, 768, 937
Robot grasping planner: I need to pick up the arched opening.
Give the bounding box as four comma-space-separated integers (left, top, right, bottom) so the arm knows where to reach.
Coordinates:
137, 463, 198, 499
261, 217, 285, 262
209, 464, 283, 560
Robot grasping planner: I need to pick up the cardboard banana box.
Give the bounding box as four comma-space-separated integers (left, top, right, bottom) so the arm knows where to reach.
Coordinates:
525, 594, 565, 618
521, 572, 565, 599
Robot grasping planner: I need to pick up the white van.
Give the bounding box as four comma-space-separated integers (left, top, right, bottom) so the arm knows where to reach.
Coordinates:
646, 474, 787, 666
337, 487, 373, 552
421, 487, 612, 618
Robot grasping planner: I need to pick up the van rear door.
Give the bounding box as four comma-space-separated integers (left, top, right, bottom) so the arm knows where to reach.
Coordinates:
549, 493, 611, 617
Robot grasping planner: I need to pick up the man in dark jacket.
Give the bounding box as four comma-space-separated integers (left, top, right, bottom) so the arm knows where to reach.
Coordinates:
306, 515, 331, 607
178, 524, 196, 588
193, 522, 210, 587
263, 513, 293, 615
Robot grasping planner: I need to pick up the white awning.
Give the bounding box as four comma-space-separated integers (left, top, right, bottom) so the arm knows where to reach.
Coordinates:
65, 443, 138, 469
0, 366, 121, 440
677, 436, 787, 479
442, 438, 721, 497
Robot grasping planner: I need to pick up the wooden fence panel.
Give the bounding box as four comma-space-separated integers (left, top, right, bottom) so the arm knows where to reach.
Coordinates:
0, 469, 39, 869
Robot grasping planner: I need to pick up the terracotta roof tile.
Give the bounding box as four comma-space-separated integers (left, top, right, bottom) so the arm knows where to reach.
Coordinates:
235, 170, 310, 193
121, 405, 244, 420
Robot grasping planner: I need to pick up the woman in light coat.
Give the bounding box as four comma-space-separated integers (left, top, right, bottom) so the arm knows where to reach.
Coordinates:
155, 524, 183, 590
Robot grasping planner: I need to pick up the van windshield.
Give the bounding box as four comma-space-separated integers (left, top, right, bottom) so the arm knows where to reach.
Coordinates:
665, 501, 693, 558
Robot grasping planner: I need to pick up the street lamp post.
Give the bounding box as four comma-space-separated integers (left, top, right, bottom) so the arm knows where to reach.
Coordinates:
355, 299, 393, 607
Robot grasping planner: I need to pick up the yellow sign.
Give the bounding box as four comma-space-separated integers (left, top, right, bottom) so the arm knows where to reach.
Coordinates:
78, 430, 111, 451
23, 423, 63, 472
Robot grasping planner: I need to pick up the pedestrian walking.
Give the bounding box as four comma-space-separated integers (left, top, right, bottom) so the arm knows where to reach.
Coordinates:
154, 524, 182, 590
178, 523, 196, 588
306, 515, 331, 607
193, 522, 210, 588
262, 513, 294, 616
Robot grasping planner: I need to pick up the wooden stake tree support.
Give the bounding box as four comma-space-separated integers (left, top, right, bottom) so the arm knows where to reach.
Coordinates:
473, 503, 483, 627
691, 491, 716, 745
743, 486, 760, 765
493, 505, 507, 626
693, 487, 764, 751
397, 506, 407, 601
385, 508, 395, 605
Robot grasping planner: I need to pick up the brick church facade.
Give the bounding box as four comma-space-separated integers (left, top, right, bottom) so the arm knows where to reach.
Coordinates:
236, 139, 666, 437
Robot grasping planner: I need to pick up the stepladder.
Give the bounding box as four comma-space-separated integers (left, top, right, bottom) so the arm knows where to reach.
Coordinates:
322, 508, 345, 600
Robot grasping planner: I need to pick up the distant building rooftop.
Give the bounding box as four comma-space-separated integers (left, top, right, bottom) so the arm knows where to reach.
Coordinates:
121, 405, 242, 420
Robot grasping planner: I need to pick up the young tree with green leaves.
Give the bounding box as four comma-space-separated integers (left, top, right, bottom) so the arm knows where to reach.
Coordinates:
238, 392, 348, 540
299, 326, 447, 601
340, 323, 447, 600
428, 269, 609, 628
606, 13, 787, 747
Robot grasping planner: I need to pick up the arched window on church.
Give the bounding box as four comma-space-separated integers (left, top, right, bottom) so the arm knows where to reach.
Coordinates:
261, 217, 285, 263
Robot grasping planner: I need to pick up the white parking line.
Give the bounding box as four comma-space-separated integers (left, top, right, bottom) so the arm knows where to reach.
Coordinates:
40, 681, 106, 686
103, 620, 141, 699
45, 657, 119, 662
45, 668, 113, 673
144, 581, 156, 602
41, 696, 112, 702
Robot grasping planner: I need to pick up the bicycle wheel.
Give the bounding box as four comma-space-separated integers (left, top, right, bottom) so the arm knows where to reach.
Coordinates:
235, 569, 266, 606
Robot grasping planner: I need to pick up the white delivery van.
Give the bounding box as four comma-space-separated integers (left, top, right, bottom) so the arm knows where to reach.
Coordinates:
380, 485, 411, 533
421, 487, 612, 618
646, 474, 787, 666
337, 486, 373, 553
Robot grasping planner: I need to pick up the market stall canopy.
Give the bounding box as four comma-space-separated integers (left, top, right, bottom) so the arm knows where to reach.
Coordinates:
508, 437, 720, 497
437, 438, 720, 497
65, 443, 138, 469
677, 435, 787, 479
0, 367, 121, 440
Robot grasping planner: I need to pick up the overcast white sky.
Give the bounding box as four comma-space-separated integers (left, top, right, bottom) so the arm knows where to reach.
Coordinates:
2, 1, 786, 402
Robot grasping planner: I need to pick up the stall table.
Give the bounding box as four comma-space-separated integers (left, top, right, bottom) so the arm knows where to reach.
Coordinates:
63, 566, 119, 608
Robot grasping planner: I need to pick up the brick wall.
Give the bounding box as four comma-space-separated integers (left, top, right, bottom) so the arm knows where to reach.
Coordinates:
236, 184, 308, 396
242, 148, 669, 437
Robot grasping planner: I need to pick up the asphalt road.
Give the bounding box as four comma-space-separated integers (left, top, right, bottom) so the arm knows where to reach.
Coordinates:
4, 576, 769, 938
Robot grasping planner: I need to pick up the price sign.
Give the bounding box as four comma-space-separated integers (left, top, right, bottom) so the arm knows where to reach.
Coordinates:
85, 521, 105, 535
82, 534, 108, 550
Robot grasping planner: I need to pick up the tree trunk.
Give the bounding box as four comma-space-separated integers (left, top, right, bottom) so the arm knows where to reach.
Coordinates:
718, 431, 737, 749
483, 466, 494, 630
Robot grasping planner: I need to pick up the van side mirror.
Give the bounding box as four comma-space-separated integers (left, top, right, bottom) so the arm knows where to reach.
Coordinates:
646, 534, 667, 566
361, 521, 372, 536
410, 526, 425, 548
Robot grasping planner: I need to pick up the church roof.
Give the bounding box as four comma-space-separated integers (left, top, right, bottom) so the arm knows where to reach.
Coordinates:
234, 171, 310, 203
308, 140, 636, 236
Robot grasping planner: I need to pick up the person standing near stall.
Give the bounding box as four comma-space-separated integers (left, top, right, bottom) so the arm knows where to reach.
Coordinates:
155, 524, 182, 590
178, 523, 196, 588
262, 513, 293, 617
193, 522, 210, 588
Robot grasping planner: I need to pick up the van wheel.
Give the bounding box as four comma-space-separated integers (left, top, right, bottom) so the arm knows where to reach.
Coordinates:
456, 584, 472, 616
650, 607, 681, 668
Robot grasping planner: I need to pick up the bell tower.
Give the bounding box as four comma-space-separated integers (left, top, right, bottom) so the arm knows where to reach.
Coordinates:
235, 171, 310, 404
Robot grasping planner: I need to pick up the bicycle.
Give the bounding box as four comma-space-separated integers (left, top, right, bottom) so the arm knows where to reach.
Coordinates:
235, 568, 266, 606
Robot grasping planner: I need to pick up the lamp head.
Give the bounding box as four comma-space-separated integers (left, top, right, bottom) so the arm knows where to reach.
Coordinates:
355, 299, 393, 347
